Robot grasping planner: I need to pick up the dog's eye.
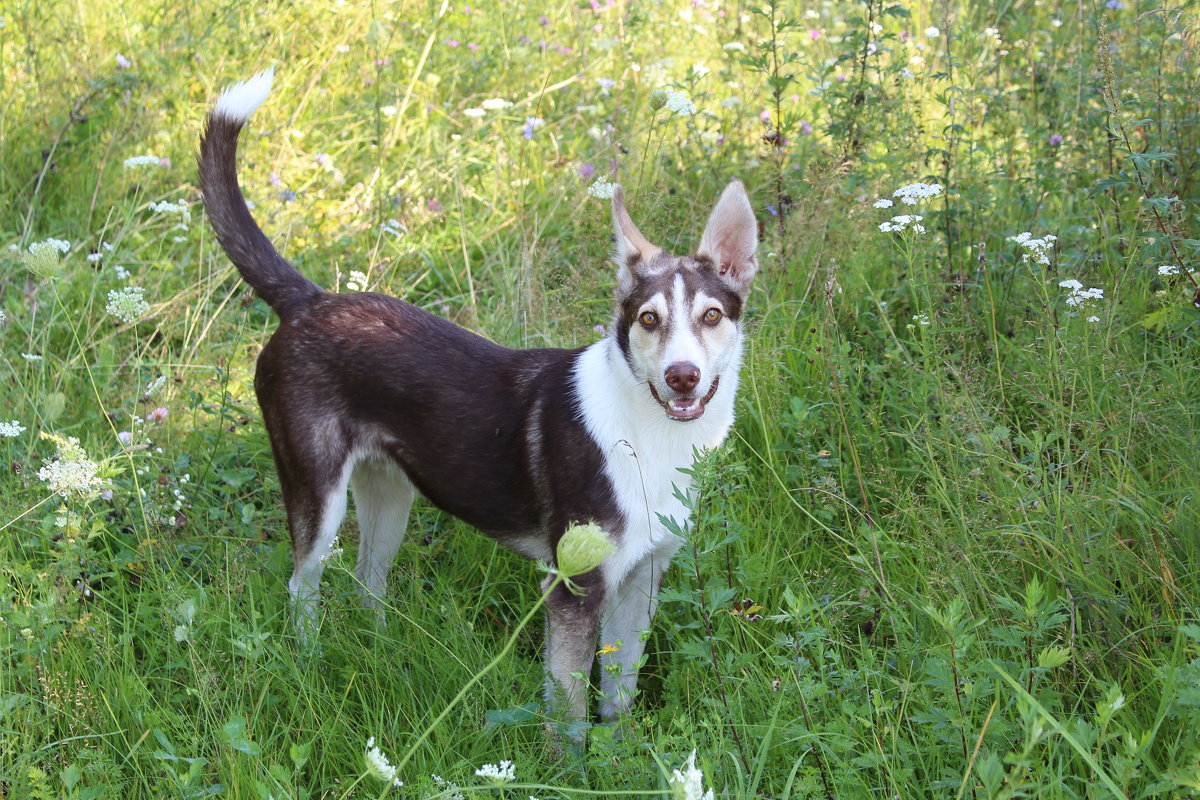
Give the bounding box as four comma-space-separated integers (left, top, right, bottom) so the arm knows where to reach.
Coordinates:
639, 311, 658, 327
703, 308, 723, 324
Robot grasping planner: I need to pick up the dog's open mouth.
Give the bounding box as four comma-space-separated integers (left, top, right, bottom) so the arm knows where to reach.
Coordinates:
649, 376, 720, 422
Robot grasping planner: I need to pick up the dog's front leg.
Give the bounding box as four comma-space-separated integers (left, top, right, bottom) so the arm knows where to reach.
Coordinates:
542, 571, 604, 724
598, 556, 667, 721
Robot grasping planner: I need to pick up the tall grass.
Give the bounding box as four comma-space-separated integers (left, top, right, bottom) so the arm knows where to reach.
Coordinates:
2, 0, 1199, 797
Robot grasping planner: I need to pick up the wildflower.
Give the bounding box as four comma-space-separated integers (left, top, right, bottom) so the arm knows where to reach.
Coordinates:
467, 42, 480, 50
0, 421, 26, 437
427, 198, 444, 213
1049, 132, 1063, 147
364, 737, 403, 788
21, 353, 43, 361
669, 751, 714, 800
587, 176, 616, 199
124, 155, 161, 168
431, 774, 465, 800
280, 189, 296, 202
38, 433, 106, 499
145, 375, 167, 396
315, 153, 330, 166
345, 270, 368, 291
592, 323, 605, 335
446, 38, 460, 47
925, 26, 940, 37
159, 157, 172, 169
481, 97, 510, 110
1105, 0, 1123, 8
24, 238, 71, 278
799, 120, 812, 135
809, 29, 821, 40
0, 309, 5, 325
475, 760, 516, 783
597, 77, 616, 90
1087, 315, 1100, 323
912, 313, 930, 326
664, 89, 696, 115
114, 265, 131, 280
463, 107, 486, 118
1058, 279, 1082, 291
1158, 265, 1180, 275
721, 41, 745, 51
522, 116, 545, 139
149, 407, 169, 424
873, 198, 893, 209
1063, 284, 1104, 307
578, 162, 596, 181
556, 521, 615, 577
381, 219, 406, 237
892, 182, 944, 205
1012, 232, 1057, 265
879, 214, 925, 234
116, 53, 131, 69
106, 286, 150, 323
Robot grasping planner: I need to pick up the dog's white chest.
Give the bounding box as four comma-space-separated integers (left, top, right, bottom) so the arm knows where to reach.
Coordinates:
572, 340, 736, 589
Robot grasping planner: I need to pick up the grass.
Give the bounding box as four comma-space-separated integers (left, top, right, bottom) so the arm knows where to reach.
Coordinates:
2, 0, 1200, 797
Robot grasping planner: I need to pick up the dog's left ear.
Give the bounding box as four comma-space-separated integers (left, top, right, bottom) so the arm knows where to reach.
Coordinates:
696, 180, 758, 296
611, 185, 662, 292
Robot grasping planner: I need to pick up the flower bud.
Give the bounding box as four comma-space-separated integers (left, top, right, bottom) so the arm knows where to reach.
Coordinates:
556, 521, 615, 577
23, 238, 70, 279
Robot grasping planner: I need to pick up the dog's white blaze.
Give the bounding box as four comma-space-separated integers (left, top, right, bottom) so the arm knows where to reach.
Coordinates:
214, 68, 275, 124
662, 273, 708, 382
572, 336, 738, 594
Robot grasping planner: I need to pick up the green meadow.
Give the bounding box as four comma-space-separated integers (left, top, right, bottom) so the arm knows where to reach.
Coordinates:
3, 0, 1199, 796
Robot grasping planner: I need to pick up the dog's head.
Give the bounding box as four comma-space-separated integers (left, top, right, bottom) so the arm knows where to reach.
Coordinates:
609, 182, 758, 422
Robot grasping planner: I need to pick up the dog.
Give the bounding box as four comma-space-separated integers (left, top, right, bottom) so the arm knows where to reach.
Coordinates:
198, 69, 759, 723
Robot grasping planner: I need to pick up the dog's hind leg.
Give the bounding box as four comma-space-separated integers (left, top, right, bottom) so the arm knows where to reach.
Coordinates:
278, 450, 353, 643
350, 457, 415, 614
598, 556, 667, 721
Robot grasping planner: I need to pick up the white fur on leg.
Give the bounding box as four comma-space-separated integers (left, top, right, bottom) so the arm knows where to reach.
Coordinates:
598, 557, 666, 720
288, 475, 350, 643
350, 458, 415, 612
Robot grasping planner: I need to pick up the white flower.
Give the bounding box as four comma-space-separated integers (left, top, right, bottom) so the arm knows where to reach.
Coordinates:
925, 26, 940, 38
587, 176, 616, 199
912, 313, 930, 326
475, 760, 516, 783
380, 105, 398, 116
463, 106, 486, 118
114, 265, 131, 281
124, 155, 161, 168
1058, 279, 1083, 290
145, 375, 167, 396
879, 214, 925, 234
1013, 232, 1056, 265
1061, 280, 1104, 309
21, 353, 43, 361
1087, 315, 1100, 323
481, 97, 511, 110
381, 219, 407, 237
86, 252, 104, 263
38, 433, 106, 499
106, 286, 150, 323
1158, 264, 1180, 275
669, 750, 714, 800
0, 421, 26, 437
873, 198, 893, 208
364, 737, 403, 788
344, 270, 369, 291
722, 41, 746, 51
149, 199, 191, 223
664, 89, 696, 115
431, 774, 465, 800
892, 182, 944, 205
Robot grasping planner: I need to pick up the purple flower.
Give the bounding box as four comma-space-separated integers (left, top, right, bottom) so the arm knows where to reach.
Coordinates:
799, 120, 812, 135
1049, 132, 1063, 147
446, 38, 460, 47
766, 204, 779, 216
1105, 0, 1123, 8
116, 53, 131, 69
467, 42, 480, 51
592, 323, 606, 335
809, 29, 820, 41
538, 15, 550, 25
522, 116, 545, 139
578, 162, 596, 180
280, 189, 296, 202
427, 198, 444, 213
315, 153, 330, 166
374, 58, 390, 66
158, 157, 172, 169
597, 78, 616, 89
269, 172, 282, 187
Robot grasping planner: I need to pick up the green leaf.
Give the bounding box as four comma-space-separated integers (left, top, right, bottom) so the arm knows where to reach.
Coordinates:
221, 715, 262, 756
485, 701, 540, 726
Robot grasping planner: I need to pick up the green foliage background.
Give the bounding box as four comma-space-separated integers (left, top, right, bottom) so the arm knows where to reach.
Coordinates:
2, 0, 1199, 797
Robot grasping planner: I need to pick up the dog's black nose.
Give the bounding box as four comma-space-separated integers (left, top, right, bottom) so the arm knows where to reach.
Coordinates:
665, 362, 700, 394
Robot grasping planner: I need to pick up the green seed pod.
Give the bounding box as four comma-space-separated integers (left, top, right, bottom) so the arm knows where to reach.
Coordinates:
556, 521, 615, 577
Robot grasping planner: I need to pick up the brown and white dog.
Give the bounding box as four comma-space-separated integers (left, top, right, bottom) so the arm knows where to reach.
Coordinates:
198, 69, 759, 723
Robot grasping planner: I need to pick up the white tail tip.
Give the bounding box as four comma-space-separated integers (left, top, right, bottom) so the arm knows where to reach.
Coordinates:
213, 67, 275, 124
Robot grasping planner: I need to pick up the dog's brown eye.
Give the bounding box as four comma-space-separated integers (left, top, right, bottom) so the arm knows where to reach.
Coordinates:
703, 308, 722, 324
639, 311, 658, 327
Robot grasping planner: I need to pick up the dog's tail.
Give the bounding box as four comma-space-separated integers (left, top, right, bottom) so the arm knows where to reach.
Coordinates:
198, 69, 321, 315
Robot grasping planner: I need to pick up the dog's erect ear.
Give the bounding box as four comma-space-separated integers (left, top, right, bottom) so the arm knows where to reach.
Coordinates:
611, 185, 661, 290
696, 180, 758, 295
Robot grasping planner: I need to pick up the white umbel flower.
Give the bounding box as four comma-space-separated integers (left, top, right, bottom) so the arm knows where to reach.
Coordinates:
669, 750, 715, 800
106, 286, 150, 323
38, 433, 105, 499
0, 420, 26, 437
587, 176, 617, 199
475, 760, 516, 783
364, 737, 403, 788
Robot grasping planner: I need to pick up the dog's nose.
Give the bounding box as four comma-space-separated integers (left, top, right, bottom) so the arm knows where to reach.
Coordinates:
664, 362, 700, 394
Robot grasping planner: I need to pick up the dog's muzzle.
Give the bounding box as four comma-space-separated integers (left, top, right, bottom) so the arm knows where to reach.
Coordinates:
648, 375, 720, 421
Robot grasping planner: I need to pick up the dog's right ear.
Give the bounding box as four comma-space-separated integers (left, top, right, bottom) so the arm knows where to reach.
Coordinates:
611, 185, 661, 292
